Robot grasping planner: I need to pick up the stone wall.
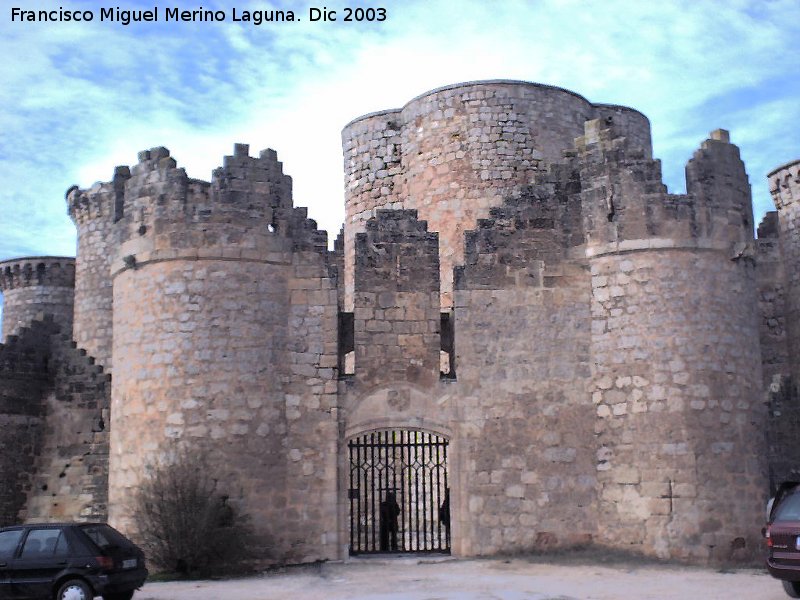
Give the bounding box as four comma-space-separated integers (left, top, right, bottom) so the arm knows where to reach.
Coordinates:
453, 178, 595, 555
770, 159, 800, 381
341, 110, 404, 308
757, 212, 790, 385
590, 250, 764, 561
352, 210, 441, 390
67, 169, 128, 370
766, 376, 800, 491
0, 257, 75, 340
23, 337, 110, 524
0, 321, 52, 526
0, 315, 109, 526
282, 247, 340, 561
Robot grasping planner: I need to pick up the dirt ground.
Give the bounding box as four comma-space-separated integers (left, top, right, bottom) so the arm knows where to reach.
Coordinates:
129, 555, 788, 600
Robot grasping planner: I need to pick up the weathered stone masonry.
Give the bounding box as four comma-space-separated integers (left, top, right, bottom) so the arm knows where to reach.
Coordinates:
0, 316, 109, 527
0, 257, 75, 339
1, 80, 798, 565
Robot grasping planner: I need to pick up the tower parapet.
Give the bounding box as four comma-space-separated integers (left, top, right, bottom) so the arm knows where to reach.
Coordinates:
578, 122, 754, 252
0, 257, 75, 340
686, 129, 754, 242
113, 144, 294, 270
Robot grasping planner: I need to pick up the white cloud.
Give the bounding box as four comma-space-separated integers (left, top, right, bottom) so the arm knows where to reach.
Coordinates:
0, 0, 797, 263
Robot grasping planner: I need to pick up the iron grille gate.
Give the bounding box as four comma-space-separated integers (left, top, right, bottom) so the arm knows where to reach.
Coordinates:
348, 430, 450, 554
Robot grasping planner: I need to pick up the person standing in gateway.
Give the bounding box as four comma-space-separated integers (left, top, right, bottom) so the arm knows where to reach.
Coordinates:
379, 491, 400, 551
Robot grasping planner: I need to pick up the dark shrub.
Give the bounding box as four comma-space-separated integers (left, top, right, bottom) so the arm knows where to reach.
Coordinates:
132, 449, 254, 577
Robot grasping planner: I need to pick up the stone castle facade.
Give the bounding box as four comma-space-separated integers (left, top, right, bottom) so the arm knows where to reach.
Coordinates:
1, 80, 799, 564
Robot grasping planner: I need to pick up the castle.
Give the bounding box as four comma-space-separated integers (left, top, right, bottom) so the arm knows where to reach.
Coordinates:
2, 80, 799, 564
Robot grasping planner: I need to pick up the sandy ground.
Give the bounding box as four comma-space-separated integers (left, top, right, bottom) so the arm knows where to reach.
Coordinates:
129, 555, 789, 600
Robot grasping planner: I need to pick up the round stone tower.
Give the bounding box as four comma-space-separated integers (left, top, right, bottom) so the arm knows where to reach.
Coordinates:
0, 256, 75, 340
584, 125, 766, 561
769, 159, 800, 382
67, 166, 130, 369
107, 145, 297, 553
342, 80, 651, 308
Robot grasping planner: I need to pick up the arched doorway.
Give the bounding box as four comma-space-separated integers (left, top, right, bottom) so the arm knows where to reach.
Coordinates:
348, 429, 450, 554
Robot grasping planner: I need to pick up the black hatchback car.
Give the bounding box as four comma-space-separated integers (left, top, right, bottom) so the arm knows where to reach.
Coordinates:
0, 522, 147, 600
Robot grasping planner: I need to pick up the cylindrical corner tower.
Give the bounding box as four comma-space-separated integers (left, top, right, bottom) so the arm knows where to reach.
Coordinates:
586, 126, 766, 562
67, 166, 130, 369
108, 145, 300, 555
770, 159, 800, 381
0, 256, 75, 340
342, 80, 651, 309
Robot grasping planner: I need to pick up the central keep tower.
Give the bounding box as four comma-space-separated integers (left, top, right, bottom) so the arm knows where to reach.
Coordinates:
342, 80, 651, 308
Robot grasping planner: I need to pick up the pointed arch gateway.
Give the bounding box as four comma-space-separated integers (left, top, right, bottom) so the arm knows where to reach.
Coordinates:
348, 429, 450, 554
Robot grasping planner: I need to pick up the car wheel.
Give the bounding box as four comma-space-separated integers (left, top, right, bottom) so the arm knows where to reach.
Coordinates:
56, 578, 93, 600
783, 580, 800, 598
104, 593, 134, 600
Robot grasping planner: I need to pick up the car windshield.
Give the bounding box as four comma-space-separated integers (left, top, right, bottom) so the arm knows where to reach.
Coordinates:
79, 524, 132, 550
774, 492, 800, 522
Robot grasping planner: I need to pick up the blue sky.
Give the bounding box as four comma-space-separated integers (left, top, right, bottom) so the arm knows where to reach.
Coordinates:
0, 0, 798, 263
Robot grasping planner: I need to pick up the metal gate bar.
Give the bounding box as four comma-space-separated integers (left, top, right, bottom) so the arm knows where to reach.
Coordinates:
348, 429, 449, 554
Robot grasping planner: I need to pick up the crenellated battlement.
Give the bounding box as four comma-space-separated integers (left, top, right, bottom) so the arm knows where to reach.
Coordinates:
353, 209, 441, 389
106, 144, 328, 276
289, 206, 330, 253
758, 211, 780, 239
121, 145, 293, 237
0, 258, 76, 341
0, 257, 75, 291
456, 172, 584, 291
131, 146, 176, 174
362, 208, 431, 236
685, 129, 754, 240
577, 121, 753, 251
67, 166, 130, 225
210, 144, 293, 220
355, 209, 439, 292
770, 159, 800, 209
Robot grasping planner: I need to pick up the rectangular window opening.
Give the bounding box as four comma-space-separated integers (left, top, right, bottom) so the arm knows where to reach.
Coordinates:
339, 312, 355, 378
440, 312, 456, 380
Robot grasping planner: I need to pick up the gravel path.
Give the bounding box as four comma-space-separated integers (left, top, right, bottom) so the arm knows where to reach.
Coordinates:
130, 555, 786, 600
